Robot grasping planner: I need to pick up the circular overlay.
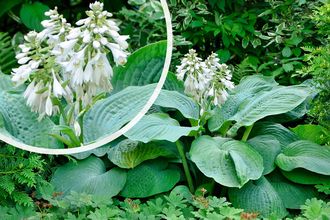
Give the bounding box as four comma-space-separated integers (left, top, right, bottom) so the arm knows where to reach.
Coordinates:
0, 0, 173, 155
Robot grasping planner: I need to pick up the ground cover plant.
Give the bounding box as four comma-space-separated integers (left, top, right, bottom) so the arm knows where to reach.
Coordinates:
0, 0, 330, 219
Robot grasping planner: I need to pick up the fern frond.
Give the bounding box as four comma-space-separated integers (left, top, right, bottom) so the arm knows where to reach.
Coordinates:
0, 32, 16, 74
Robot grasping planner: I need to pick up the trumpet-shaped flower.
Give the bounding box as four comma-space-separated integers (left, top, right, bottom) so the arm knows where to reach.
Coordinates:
176, 50, 234, 114
57, 1, 129, 109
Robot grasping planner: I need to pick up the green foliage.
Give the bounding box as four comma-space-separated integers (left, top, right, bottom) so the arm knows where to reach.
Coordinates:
0, 145, 45, 207
108, 139, 177, 169
190, 136, 264, 188
120, 160, 180, 198
297, 198, 330, 220
19, 2, 49, 31
124, 113, 199, 143
111, 41, 167, 92
118, 0, 166, 49
0, 90, 63, 148
0, 33, 16, 74
0, 187, 249, 219
51, 156, 127, 199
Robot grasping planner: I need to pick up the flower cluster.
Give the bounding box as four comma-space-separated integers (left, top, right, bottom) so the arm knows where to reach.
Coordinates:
12, 13, 72, 120
176, 49, 234, 113
12, 2, 129, 121
58, 1, 129, 107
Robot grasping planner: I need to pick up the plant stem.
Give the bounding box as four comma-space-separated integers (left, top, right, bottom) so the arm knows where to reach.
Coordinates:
58, 101, 68, 125
241, 124, 253, 142
78, 100, 84, 143
176, 141, 195, 193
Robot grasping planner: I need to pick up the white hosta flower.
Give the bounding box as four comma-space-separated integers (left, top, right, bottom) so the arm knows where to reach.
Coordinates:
74, 121, 81, 137
176, 49, 211, 104
176, 51, 235, 113
12, 2, 131, 121
23, 81, 59, 120
52, 70, 66, 97
58, 1, 130, 107
205, 53, 234, 105
40, 7, 71, 46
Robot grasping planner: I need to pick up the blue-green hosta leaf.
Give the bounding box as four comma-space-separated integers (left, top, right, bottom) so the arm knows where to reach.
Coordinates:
71, 143, 112, 160
247, 135, 281, 175
267, 171, 317, 209
71, 137, 126, 160
155, 89, 199, 120
120, 160, 180, 198
276, 140, 330, 175
228, 177, 288, 218
208, 75, 278, 132
232, 75, 278, 94
83, 84, 154, 143
190, 136, 263, 188
108, 139, 177, 168
112, 41, 166, 92
281, 169, 330, 185
83, 84, 198, 143
0, 91, 62, 148
124, 113, 199, 143
250, 122, 299, 148
227, 85, 312, 136
0, 73, 14, 91
0, 72, 25, 93
51, 156, 126, 199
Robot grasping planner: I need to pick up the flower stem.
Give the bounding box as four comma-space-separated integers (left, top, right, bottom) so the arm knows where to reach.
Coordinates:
58, 101, 68, 125
241, 124, 253, 142
176, 141, 194, 193
78, 101, 84, 143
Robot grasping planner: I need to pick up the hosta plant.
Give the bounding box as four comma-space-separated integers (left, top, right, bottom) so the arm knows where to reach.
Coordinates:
46, 49, 330, 219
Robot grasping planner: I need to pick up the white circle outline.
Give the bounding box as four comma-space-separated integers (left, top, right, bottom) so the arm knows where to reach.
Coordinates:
0, 0, 173, 155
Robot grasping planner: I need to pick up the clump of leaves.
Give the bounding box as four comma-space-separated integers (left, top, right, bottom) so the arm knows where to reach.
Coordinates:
0, 144, 46, 207
296, 198, 330, 220
0, 186, 249, 219
299, 2, 330, 129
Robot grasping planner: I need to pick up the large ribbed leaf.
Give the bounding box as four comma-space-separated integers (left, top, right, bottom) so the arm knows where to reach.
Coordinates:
267, 172, 316, 209
250, 122, 299, 148
83, 84, 153, 143
281, 169, 330, 185
83, 84, 198, 143
112, 41, 166, 92
124, 113, 199, 143
208, 75, 277, 132
71, 137, 125, 160
227, 85, 311, 136
0, 72, 24, 92
276, 140, 330, 175
248, 135, 281, 175
228, 177, 288, 218
51, 156, 126, 198
0, 91, 63, 148
120, 160, 180, 198
190, 136, 263, 187
232, 75, 278, 93
108, 139, 177, 168
155, 89, 199, 120
0, 73, 15, 91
